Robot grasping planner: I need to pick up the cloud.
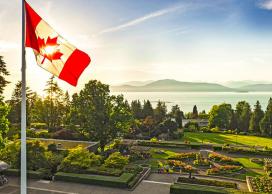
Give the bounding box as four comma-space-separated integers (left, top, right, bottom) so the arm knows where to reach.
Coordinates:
258, 0, 272, 10
100, 5, 184, 34
0, 40, 18, 52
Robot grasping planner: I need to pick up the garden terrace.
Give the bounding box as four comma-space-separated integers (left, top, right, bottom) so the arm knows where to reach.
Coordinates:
247, 176, 272, 193
27, 138, 99, 152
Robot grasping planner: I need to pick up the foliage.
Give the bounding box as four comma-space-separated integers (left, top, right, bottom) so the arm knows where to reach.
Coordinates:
169, 152, 198, 160
192, 105, 198, 119
249, 176, 272, 193
208, 103, 233, 129
177, 177, 237, 189
207, 165, 242, 175
59, 146, 102, 172
170, 105, 184, 128
208, 152, 240, 165
249, 101, 264, 134
236, 101, 251, 132
154, 101, 167, 123
104, 152, 129, 169
0, 56, 10, 98
0, 103, 9, 147
260, 98, 272, 137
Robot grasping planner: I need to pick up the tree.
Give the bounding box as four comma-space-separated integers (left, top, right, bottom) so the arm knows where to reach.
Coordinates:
109, 95, 133, 139
170, 105, 183, 127
236, 101, 251, 132
0, 56, 10, 99
7, 81, 34, 126
0, 103, 9, 148
249, 101, 264, 134
131, 100, 143, 119
260, 98, 272, 137
44, 76, 64, 129
142, 100, 153, 118
192, 105, 198, 119
154, 101, 167, 123
208, 103, 233, 129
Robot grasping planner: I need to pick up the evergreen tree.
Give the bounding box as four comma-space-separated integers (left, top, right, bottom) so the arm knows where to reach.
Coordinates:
142, 100, 153, 118
0, 56, 10, 99
192, 105, 198, 119
130, 100, 143, 119
154, 101, 167, 123
170, 105, 183, 128
236, 101, 251, 132
7, 81, 34, 126
249, 101, 264, 134
260, 98, 272, 137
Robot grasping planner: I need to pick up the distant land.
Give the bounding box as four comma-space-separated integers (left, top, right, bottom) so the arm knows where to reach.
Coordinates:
110, 79, 272, 92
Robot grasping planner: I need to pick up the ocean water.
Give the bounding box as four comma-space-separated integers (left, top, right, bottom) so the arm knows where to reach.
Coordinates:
111, 92, 272, 113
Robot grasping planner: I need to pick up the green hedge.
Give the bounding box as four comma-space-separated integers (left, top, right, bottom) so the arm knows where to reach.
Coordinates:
170, 183, 229, 194
5, 169, 44, 179
137, 141, 200, 149
177, 177, 237, 189
55, 172, 135, 188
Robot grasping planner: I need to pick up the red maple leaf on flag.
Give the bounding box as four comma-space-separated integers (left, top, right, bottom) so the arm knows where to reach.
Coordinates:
37, 36, 63, 64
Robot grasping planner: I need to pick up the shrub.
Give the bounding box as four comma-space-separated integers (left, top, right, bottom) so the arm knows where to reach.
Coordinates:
169, 152, 198, 160
36, 130, 50, 138
208, 152, 240, 165
30, 123, 47, 129
55, 172, 135, 188
104, 152, 129, 169
177, 177, 237, 188
47, 143, 57, 152
250, 158, 263, 165
59, 146, 102, 172
150, 137, 158, 142
4, 169, 45, 179
170, 183, 230, 194
210, 127, 220, 133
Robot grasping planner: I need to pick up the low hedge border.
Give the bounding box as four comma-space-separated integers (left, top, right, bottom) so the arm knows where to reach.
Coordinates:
5, 169, 44, 179
177, 177, 237, 189
137, 141, 201, 149
55, 172, 135, 188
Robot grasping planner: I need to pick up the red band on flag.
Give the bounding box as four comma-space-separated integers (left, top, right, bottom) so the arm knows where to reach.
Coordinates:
25, 1, 41, 52
59, 49, 91, 86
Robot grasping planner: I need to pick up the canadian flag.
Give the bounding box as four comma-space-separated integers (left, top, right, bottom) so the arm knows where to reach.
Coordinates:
25, 1, 91, 86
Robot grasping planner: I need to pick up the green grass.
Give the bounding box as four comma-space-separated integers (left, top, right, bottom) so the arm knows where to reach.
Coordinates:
181, 132, 272, 147
233, 158, 263, 169
150, 148, 177, 159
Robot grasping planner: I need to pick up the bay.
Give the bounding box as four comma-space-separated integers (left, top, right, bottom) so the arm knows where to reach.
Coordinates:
111, 92, 272, 113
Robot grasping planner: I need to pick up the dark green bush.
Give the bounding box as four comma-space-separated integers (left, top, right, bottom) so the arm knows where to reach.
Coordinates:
30, 123, 47, 129
177, 177, 237, 189
55, 172, 135, 188
170, 183, 229, 194
4, 169, 44, 179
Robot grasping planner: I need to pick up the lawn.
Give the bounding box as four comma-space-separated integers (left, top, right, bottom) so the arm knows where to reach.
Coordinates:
27, 138, 98, 149
181, 132, 272, 148
233, 157, 263, 169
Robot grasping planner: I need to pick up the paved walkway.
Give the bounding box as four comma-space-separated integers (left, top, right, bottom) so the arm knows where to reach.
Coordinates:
0, 173, 248, 194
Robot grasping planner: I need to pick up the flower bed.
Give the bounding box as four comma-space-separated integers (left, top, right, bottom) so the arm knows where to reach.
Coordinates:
168, 152, 199, 160
177, 177, 237, 189
222, 146, 272, 156
207, 165, 243, 175
208, 152, 240, 165
248, 176, 272, 193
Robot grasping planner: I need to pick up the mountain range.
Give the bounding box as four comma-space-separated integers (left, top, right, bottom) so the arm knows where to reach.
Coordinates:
110, 79, 272, 92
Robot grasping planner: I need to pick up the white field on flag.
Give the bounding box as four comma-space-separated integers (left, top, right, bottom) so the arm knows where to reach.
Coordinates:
34, 20, 76, 77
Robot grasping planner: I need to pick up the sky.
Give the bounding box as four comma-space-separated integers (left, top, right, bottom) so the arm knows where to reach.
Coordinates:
2, 0, 272, 98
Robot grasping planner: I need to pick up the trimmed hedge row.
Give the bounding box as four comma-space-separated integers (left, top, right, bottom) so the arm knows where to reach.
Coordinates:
64, 166, 123, 177
55, 172, 135, 188
137, 141, 201, 149
177, 177, 237, 189
170, 183, 229, 194
5, 169, 44, 179
222, 146, 272, 156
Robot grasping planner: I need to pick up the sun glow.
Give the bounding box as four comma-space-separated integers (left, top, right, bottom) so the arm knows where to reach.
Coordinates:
44, 46, 56, 55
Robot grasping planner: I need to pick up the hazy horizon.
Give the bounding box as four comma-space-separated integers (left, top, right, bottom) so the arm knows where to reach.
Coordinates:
2, 0, 272, 98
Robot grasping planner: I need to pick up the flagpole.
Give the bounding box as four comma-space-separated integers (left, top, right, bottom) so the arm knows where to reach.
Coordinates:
21, 0, 27, 193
